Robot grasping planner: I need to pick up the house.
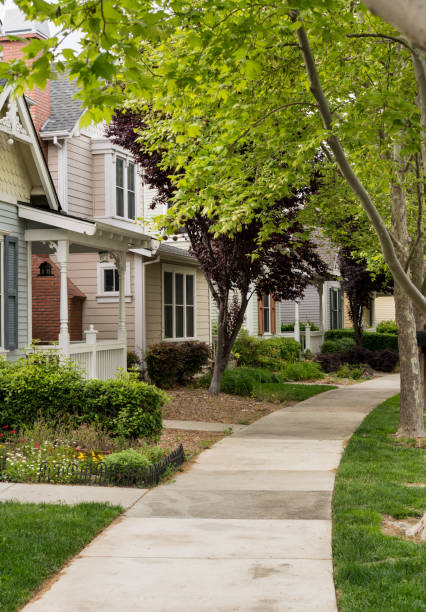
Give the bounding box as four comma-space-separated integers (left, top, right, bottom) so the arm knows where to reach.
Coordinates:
0, 9, 212, 378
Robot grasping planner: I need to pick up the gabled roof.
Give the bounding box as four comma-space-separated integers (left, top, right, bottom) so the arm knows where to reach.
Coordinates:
158, 243, 197, 261
40, 71, 83, 135
0, 84, 60, 210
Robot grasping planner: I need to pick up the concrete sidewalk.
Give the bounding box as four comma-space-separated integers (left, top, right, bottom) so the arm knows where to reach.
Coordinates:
22, 374, 400, 612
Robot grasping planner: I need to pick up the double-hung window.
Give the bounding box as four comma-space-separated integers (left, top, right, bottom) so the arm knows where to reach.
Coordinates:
163, 268, 195, 339
115, 157, 136, 220
329, 287, 343, 329
258, 292, 276, 335
3, 235, 18, 350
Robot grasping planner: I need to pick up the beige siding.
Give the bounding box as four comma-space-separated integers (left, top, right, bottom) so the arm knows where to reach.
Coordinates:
145, 261, 162, 348
196, 268, 210, 343
47, 143, 59, 191
142, 184, 166, 233
67, 135, 93, 219
92, 154, 105, 217
0, 134, 32, 201
375, 296, 395, 324
66, 252, 136, 350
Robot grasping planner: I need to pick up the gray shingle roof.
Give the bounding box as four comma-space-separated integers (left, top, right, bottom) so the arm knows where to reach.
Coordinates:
158, 243, 197, 261
40, 72, 83, 134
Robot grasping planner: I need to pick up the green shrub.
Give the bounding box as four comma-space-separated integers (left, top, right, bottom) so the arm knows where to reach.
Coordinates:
321, 337, 356, 354
234, 333, 301, 369
146, 341, 209, 388
362, 332, 398, 351
84, 372, 166, 440
0, 352, 84, 428
102, 447, 165, 472
280, 360, 324, 381
324, 329, 398, 351
335, 363, 366, 379
376, 320, 398, 334
200, 367, 282, 395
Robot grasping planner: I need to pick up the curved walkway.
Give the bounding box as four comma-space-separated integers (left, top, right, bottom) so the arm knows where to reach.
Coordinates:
23, 375, 400, 612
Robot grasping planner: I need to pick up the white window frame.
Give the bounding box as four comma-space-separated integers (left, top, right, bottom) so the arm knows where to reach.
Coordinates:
97, 261, 132, 303
114, 156, 137, 221
162, 264, 197, 341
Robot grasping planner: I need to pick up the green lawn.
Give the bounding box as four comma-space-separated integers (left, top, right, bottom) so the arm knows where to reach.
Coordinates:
253, 382, 336, 403
0, 501, 122, 612
333, 395, 426, 611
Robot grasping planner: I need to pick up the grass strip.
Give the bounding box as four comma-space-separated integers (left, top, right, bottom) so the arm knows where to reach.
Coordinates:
333, 394, 426, 611
0, 501, 122, 612
253, 382, 336, 403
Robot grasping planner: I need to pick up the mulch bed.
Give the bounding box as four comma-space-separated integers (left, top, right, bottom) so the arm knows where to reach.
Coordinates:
163, 387, 289, 425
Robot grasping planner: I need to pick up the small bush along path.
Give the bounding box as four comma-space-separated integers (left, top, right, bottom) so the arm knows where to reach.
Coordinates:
0, 501, 121, 612
333, 394, 426, 612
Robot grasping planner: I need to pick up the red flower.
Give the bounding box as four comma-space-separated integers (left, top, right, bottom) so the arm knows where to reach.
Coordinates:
34, 442, 40, 450
0, 433, 4, 438
3, 425, 8, 429
49, 447, 53, 453
10, 430, 15, 434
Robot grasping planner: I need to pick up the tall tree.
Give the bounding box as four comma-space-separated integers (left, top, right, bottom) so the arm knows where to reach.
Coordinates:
338, 248, 392, 345
5, 0, 425, 434
107, 111, 328, 394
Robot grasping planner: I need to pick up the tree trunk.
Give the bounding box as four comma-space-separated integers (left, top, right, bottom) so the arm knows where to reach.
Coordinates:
391, 166, 425, 437
394, 282, 424, 437
208, 293, 249, 395
209, 335, 232, 395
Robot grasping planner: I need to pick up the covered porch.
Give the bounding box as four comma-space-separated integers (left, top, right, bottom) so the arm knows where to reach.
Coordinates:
20, 205, 152, 379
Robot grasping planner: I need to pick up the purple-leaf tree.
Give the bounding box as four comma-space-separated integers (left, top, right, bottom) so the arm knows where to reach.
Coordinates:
338, 247, 393, 345
107, 111, 328, 394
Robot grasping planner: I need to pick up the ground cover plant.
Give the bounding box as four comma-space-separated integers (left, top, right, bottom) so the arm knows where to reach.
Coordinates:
0, 421, 173, 486
0, 501, 121, 612
333, 395, 426, 611
200, 367, 335, 402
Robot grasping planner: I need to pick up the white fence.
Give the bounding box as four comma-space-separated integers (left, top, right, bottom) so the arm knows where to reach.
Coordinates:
33, 326, 126, 380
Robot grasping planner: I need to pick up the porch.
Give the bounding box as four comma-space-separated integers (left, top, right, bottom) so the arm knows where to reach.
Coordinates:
20, 205, 152, 379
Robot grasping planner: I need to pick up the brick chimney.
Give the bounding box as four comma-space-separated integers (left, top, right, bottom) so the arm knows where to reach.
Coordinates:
0, 8, 51, 153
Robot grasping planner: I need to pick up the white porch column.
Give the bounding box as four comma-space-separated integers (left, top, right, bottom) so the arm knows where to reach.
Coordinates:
117, 252, 127, 343
56, 240, 70, 351
305, 323, 311, 352
294, 301, 300, 343
318, 282, 325, 333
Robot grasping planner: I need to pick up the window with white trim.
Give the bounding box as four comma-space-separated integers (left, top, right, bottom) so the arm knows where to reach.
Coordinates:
97, 261, 131, 300
115, 157, 136, 220
263, 292, 270, 333
163, 268, 196, 339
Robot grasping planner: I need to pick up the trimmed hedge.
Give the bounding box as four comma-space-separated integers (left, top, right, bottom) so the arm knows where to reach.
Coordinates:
321, 337, 356, 354
146, 341, 210, 388
324, 329, 398, 351
0, 353, 165, 440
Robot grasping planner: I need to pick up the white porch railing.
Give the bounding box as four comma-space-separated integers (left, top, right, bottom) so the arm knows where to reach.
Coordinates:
34, 325, 126, 380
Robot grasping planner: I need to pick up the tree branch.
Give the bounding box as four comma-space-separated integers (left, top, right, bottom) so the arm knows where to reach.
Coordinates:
362, 0, 426, 52
347, 32, 413, 51
293, 14, 426, 314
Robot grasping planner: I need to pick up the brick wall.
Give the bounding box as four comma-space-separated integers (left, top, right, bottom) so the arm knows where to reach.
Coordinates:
0, 34, 50, 156
32, 255, 86, 342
